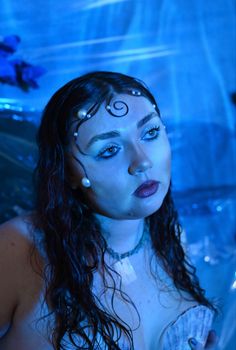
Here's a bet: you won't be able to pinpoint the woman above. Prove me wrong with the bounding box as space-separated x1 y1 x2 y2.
0 71 218 349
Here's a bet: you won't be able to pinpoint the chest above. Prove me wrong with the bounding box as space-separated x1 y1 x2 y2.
2 252 197 350
92 253 198 350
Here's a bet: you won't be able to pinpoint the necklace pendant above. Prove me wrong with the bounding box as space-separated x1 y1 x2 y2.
113 257 137 285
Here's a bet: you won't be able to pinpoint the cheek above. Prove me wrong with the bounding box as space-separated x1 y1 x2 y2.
151 137 172 169
165 142 172 171
162 134 171 163
85 162 130 214
162 149 171 184
85 159 126 192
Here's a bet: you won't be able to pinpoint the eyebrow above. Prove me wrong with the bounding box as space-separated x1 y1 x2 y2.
85 112 159 149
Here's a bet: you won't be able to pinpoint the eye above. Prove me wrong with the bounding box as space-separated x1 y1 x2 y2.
143 126 160 140
97 144 121 159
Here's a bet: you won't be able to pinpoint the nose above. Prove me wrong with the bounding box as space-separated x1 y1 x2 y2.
128 146 153 176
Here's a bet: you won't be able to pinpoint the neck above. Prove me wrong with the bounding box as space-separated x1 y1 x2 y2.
94 214 146 253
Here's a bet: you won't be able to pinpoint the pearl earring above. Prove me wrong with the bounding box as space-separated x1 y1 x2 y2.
81 177 91 188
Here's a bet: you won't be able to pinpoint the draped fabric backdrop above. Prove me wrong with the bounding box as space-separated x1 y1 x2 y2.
0 0 235 349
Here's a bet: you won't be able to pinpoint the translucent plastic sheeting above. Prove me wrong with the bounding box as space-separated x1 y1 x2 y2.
0 0 235 348
0 0 235 125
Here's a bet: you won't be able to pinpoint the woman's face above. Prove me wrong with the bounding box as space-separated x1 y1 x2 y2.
68 94 171 220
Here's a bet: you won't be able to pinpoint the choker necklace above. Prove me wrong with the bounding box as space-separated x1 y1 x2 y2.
106 224 148 260
106 225 149 285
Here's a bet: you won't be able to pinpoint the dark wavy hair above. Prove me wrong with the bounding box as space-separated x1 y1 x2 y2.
32 71 216 349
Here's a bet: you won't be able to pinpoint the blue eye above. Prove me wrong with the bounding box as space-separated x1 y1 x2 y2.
143 126 160 140
97 145 121 159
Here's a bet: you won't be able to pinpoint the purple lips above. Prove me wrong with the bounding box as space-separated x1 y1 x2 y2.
133 180 160 198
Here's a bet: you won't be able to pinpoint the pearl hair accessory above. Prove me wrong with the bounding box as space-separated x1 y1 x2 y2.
81 177 91 188
77 110 87 119
131 90 141 96
77 110 92 119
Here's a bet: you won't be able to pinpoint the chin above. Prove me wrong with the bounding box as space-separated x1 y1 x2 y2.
136 194 166 218
126 202 163 220
92 188 167 220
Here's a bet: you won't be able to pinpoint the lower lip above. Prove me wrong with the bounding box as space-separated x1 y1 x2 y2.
134 182 159 198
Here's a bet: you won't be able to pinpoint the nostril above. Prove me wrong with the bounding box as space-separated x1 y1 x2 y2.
134 168 144 175
128 158 153 176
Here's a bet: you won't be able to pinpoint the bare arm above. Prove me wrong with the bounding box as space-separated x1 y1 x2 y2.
0 220 24 338
0 216 52 349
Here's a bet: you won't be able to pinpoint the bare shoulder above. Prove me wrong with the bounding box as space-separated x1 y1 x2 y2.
0 212 44 272
0 212 45 338
0 210 36 236
0 210 45 284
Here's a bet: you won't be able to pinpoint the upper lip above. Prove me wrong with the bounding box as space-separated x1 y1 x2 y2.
133 180 159 194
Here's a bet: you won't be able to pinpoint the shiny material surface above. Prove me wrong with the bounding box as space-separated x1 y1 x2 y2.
81 177 91 188
159 305 215 350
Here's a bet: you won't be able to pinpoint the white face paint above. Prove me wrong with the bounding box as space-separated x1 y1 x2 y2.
68 94 171 220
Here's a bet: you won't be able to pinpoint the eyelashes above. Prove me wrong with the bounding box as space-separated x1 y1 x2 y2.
97 144 121 159
144 125 160 141
97 125 161 159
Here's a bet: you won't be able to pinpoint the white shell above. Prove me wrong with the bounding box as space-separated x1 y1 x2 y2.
159 305 215 350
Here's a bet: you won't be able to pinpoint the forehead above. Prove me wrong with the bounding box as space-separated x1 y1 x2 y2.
77 94 156 136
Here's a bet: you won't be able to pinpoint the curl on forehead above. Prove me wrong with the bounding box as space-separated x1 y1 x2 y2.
70 89 159 140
